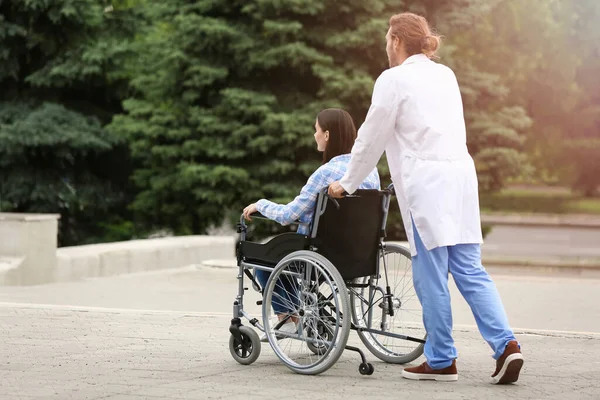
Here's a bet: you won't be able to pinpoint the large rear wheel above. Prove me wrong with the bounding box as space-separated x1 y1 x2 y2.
350 243 426 364
263 251 350 375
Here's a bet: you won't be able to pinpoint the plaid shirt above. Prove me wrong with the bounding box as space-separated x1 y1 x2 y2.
256 154 381 235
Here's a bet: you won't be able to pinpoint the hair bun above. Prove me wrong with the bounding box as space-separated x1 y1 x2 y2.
389 13 442 58
421 35 441 58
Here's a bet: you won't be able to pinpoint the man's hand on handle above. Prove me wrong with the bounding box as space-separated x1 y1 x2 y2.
328 181 346 198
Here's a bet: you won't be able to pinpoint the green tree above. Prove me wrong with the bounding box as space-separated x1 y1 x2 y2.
564 0 600 195
0 0 140 245
110 0 401 237
405 0 533 192
111 0 535 239
562 140 600 196
458 0 600 194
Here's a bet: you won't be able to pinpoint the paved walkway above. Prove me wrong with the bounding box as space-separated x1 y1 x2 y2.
481 212 600 228
2 265 600 332
481 225 600 270
1 303 599 400
1 267 599 399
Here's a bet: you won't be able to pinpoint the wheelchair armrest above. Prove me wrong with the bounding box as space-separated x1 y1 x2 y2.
238 213 303 227
249 212 269 220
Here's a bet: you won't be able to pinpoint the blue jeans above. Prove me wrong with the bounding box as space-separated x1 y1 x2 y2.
411 220 517 369
255 269 300 315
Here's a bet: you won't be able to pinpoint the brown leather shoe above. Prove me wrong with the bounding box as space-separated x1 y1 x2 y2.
491 340 524 384
402 360 458 382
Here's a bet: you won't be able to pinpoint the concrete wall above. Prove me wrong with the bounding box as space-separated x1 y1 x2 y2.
55 235 236 283
0 213 60 285
1 212 236 285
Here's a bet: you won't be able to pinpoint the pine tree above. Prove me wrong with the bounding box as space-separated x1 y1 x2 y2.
110 0 400 236
445 0 600 195
403 0 533 192
562 0 600 196
0 0 140 245
111 0 537 238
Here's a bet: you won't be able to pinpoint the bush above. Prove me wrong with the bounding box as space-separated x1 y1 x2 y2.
480 190 571 214
386 210 493 241
385 208 408 241
0 103 131 246
563 139 600 197
480 188 600 215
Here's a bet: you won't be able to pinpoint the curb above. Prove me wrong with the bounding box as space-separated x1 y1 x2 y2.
482 258 600 277
481 213 600 229
482 257 600 270
200 259 237 269
200 257 600 272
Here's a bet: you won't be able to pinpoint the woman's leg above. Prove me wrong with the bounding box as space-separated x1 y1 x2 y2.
255 269 297 319
278 271 301 323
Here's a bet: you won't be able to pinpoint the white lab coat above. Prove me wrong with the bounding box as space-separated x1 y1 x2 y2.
339 54 483 256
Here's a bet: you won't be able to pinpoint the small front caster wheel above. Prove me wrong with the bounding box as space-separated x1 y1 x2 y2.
229 325 261 365
359 362 374 375
367 363 375 375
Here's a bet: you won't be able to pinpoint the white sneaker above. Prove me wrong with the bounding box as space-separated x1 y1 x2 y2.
260 316 279 342
261 320 297 342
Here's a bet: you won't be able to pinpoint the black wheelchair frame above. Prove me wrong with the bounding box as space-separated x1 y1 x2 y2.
229 184 426 375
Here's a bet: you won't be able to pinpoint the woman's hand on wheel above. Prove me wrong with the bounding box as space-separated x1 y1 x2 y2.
243 203 257 221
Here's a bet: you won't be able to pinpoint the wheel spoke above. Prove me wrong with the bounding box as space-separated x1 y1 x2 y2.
262 251 350 375
350 244 426 363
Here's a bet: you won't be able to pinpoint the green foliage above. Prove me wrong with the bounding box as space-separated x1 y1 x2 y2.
0 102 127 245
481 224 493 239
562 139 600 197
413 0 533 192
4 0 599 247
385 209 409 242
386 209 494 241
461 0 600 191
481 187 600 215
0 0 140 245
109 0 401 236
110 0 543 240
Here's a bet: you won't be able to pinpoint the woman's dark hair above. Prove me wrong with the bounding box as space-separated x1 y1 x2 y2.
317 108 357 164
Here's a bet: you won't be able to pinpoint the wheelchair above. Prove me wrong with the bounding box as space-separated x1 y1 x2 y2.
228 185 426 375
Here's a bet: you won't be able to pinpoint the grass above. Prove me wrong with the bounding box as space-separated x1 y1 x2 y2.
480 186 600 215
565 198 600 214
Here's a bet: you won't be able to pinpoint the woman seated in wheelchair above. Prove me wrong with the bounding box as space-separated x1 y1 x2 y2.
242 108 380 336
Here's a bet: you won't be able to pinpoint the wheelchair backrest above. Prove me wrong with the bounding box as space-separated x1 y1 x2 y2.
310 189 391 280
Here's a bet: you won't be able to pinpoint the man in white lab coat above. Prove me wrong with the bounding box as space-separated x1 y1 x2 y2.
328 12 524 384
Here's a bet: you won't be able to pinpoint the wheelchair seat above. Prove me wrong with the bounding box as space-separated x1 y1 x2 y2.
238 189 389 281
239 232 309 266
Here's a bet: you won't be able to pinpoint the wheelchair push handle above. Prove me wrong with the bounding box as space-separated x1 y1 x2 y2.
324 191 348 210
326 195 341 210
